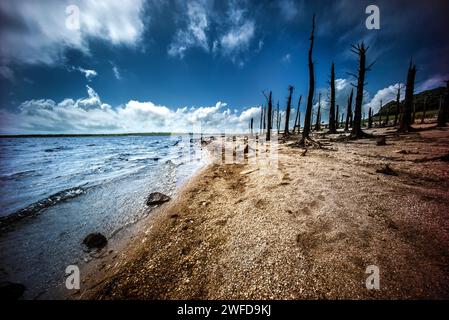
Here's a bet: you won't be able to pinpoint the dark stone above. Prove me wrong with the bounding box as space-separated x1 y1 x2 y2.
0 282 26 300
376 136 387 146
83 233 107 249
376 164 398 176
146 192 171 206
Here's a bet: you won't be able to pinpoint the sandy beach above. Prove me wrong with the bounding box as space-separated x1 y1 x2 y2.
69 124 449 300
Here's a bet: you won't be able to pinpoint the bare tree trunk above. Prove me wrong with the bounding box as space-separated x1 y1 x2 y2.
284 85 294 136
385 108 389 126
276 101 280 134
266 91 272 141
350 42 373 139
437 81 449 126
250 117 253 135
368 107 373 128
263 106 266 132
345 89 353 131
394 85 401 126
293 95 302 134
328 62 337 134
379 100 382 126
335 104 339 130
299 14 316 146
399 60 416 132
412 100 416 124
421 97 427 123
260 106 264 134
314 93 321 131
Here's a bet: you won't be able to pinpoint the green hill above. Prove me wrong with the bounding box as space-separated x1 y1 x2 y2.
376 86 445 117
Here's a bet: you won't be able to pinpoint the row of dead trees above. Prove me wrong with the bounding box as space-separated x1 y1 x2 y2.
249 14 449 145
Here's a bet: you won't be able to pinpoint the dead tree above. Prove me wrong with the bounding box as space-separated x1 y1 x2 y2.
260 105 264 134
284 85 294 136
379 100 382 126
385 107 389 126
336 104 340 130
266 91 273 141
278 115 282 134
421 97 427 123
399 60 417 132
314 93 321 131
394 85 401 126
293 95 302 134
368 107 373 128
298 14 319 147
345 89 353 131
412 99 416 124
276 101 280 134
250 117 254 135
437 81 449 126
350 42 374 139
328 62 337 134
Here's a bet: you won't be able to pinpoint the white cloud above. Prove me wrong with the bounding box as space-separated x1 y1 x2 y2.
363 83 404 114
220 20 255 55
112 65 122 80
315 78 354 122
73 67 97 81
0 0 146 67
168 1 209 58
168 1 257 64
0 86 261 134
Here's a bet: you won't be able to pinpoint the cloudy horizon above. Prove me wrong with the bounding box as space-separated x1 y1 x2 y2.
1 0 448 134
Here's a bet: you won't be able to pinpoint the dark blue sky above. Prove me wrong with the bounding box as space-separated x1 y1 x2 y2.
0 0 448 134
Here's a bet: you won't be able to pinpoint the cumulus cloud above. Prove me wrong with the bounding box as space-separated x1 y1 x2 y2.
0 0 146 67
168 1 209 58
0 86 261 135
314 78 354 122
363 83 404 114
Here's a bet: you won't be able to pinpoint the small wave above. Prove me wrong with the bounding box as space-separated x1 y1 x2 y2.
0 170 38 181
44 146 73 152
0 186 86 229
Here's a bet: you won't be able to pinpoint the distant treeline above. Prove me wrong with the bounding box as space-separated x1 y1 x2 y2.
376 86 445 117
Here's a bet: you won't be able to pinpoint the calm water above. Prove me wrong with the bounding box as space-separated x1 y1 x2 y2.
0 135 209 299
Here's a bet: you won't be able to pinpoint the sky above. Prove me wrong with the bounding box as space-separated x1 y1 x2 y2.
0 0 448 134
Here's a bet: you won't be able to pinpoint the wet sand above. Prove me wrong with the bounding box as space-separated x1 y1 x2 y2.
78 124 449 299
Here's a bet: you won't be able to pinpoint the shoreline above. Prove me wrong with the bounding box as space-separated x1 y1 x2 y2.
78 126 449 299
61 150 214 300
